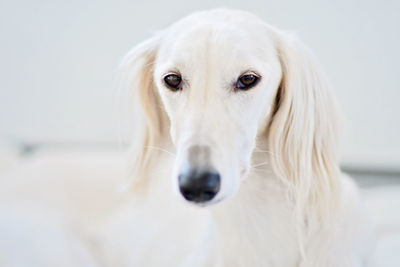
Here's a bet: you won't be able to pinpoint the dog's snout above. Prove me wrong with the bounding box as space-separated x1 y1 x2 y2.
178 170 220 203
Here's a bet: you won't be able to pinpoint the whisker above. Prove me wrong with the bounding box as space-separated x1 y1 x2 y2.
251 162 270 168
144 146 176 157
253 149 274 154
253 147 280 158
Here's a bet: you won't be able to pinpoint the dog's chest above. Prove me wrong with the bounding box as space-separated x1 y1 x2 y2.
210 177 300 267
96 163 299 267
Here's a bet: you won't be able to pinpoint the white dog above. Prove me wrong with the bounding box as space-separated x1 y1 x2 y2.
114 8 374 266
0 9 373 267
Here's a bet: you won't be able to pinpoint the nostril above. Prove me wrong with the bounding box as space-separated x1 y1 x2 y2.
202 173 220 192
178 170 221 203
181 189 195 201
202 191 216 200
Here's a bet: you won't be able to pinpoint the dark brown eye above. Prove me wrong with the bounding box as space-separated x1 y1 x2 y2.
164 74 182 91
236 73 260 91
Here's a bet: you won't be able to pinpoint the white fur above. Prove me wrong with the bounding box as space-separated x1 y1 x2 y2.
0 9 374 267
116 9 373 266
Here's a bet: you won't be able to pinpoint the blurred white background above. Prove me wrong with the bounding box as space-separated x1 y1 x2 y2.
0 0 399 170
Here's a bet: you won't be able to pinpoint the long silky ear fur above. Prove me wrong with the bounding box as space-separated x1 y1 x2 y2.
117 34 168 189
267 29 343 231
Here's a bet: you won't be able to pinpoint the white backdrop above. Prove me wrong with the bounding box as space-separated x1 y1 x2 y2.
0 0 399 169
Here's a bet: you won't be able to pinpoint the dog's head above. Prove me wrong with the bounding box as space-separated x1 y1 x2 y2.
121 9 340 210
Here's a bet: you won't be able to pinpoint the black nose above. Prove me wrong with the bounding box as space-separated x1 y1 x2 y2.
178 170 220 203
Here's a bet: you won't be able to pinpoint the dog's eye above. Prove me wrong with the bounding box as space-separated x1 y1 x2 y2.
164 74 182 91
235 73 260 91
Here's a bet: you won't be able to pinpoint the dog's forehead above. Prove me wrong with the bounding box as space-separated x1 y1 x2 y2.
156 14 276 69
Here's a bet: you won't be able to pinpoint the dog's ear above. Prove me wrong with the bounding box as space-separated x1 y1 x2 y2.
267 30 342 221
118 33 168 187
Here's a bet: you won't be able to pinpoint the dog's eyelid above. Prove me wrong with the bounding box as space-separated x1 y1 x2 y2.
239 70 261 78
162 71 181 78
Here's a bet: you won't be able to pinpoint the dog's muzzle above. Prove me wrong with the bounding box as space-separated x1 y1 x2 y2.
177 145 220 203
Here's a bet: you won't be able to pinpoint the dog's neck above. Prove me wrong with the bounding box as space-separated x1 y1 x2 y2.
208 152 300 266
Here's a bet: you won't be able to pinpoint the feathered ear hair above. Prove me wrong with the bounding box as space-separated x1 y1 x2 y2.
118 33 169 188
266 29 342 225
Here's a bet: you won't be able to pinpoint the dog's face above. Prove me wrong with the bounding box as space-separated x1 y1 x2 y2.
125 10 339 213
152 13 282 205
